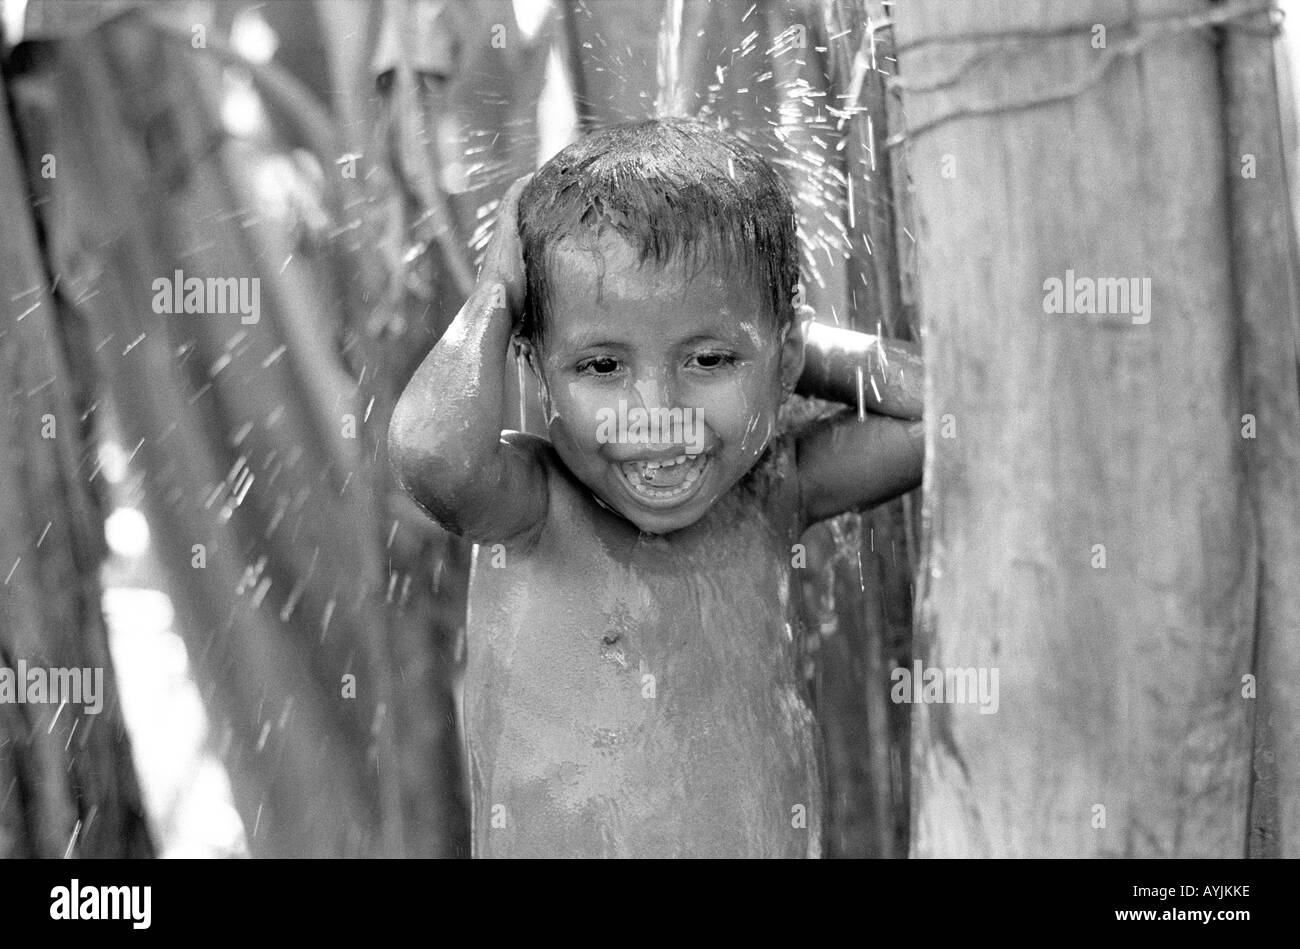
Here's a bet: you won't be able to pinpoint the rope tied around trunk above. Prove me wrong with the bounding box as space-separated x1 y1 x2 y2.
884 0 1283 149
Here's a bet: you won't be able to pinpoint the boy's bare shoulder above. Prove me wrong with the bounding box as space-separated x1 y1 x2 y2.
740 430 804 533
493 430 603 550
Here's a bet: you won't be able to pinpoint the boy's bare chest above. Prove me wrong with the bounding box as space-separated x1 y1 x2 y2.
462 473 795 665
462 475 822 857
467 493 802 692
464 474 811 743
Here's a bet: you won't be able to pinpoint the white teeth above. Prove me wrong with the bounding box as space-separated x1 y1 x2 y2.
619 453 707 500
642 454 689 471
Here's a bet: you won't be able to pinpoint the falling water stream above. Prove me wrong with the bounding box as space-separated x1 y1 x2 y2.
655 0 685 118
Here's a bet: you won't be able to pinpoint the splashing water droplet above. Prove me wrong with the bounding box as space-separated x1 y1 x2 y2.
516 348 528 434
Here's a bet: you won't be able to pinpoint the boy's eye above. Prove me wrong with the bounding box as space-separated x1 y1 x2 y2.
687 352 738 371
578 356 621 376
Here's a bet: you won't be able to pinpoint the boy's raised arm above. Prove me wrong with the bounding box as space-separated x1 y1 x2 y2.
794 316 925 526
387 178 548 544
795 317 924 419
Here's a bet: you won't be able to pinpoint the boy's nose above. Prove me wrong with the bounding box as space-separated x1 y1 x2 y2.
630 375 689 413
631 377 663 411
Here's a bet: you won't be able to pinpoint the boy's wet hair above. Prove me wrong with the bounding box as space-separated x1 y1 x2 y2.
517 118 798 344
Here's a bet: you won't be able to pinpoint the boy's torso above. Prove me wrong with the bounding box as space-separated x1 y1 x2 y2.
463 435 825 858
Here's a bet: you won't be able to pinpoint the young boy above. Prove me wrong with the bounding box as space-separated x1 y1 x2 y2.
389 119 924 858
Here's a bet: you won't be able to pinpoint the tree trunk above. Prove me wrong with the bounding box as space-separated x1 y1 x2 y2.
0 60 153 859
895 0 1291 857
1219 0 1300 858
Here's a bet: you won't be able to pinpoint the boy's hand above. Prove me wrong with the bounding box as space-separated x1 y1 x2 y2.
388 173 549 546
793 313 925 525
796 309 923 420
479 175 530 320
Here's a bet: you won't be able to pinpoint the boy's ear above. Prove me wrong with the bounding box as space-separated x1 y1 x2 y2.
779 308 810 400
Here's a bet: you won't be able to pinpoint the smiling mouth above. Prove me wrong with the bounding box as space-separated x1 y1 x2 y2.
617 452 709 505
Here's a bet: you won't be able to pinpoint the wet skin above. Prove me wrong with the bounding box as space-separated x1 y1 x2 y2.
465 434 823 857
517 236 804 536
467 236 818 856
390 191 924 857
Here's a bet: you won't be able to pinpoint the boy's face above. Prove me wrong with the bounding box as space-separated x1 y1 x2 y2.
522 232 803 535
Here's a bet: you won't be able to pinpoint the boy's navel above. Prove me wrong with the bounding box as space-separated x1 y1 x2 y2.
600 632 630 669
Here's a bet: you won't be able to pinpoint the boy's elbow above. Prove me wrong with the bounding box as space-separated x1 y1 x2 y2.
387 393 425 489
390 412 520 541
387 406 467 522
